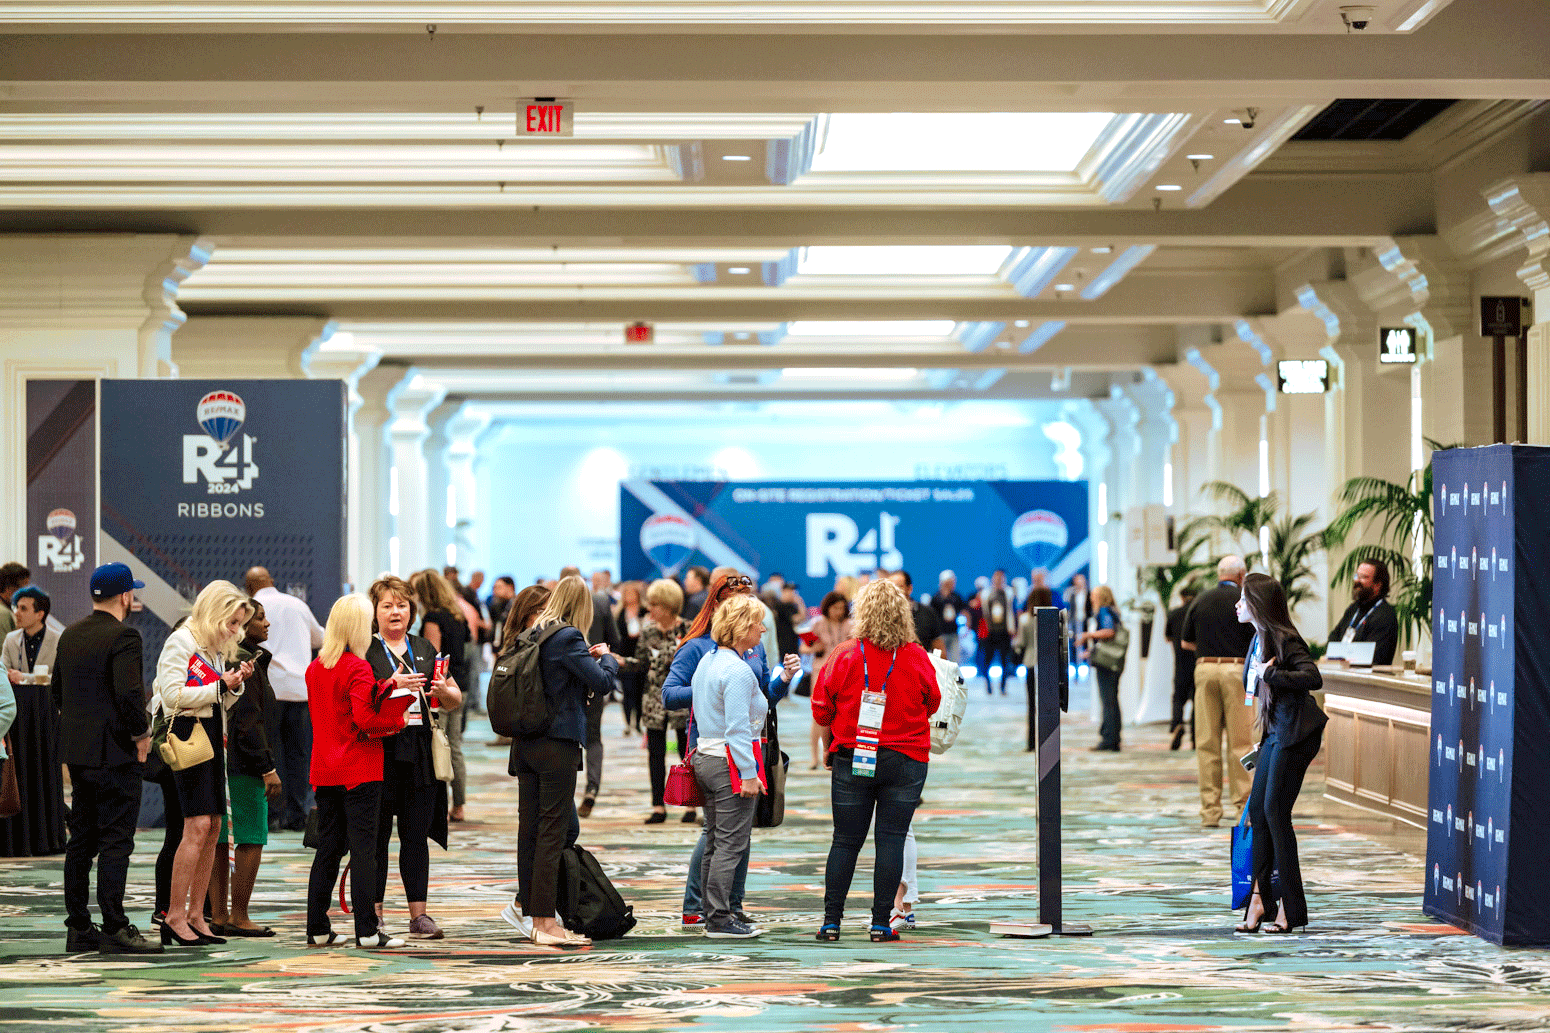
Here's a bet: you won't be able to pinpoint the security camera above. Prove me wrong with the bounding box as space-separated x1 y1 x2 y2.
1340 5 1375 30
1236 106 1259 130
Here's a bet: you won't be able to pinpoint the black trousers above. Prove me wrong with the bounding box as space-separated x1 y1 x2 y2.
1095 666 1123 749
152 766 184 917
1248 728 1322 927
1171 667 1196 744
374 765 436 904
982 632 1015 692
309 782 383 939
512 737 581 918
646 726 688 807
64 763 142 934
620 671 643 730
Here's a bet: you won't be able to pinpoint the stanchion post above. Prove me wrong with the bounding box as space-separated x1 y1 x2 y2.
1035 605 1091 936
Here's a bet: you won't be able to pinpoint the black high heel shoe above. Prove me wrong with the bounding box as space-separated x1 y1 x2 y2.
161 924 207 947
1234 892 1264 934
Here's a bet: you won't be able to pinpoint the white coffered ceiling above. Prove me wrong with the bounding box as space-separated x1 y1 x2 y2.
1 0 1545 407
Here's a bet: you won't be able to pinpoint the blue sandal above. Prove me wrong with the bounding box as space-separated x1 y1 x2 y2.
815 924 840 941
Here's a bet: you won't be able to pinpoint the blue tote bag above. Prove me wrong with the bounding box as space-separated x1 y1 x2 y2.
1231 804 1254 909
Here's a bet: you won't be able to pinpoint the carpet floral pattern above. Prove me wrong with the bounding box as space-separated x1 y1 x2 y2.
3 686 1546 1032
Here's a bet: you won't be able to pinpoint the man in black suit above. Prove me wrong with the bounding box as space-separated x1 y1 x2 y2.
51 563 161 954
1329 559 1400 666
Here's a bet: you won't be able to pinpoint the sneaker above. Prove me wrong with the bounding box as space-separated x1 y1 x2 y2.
408 914 444 940
356 932 407 949
681 913 706 928
733 911 761 928
65 923 101 953
578 797 595 818
889 908 916 932
499 902 534 939
99 924 164 954
705 918 760 939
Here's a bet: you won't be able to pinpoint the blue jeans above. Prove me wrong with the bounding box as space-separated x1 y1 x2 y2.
276 700 315 827
824 746 927 928
682 824 751 917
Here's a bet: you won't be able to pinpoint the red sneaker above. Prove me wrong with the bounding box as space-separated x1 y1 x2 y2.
681 913 706 928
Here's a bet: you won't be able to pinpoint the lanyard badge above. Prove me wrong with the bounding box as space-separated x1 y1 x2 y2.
854 646 896 779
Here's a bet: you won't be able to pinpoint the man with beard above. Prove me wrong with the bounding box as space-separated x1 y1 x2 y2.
1328 559 1399 666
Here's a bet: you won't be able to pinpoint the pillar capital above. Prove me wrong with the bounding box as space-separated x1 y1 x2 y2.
301 326 383 398
1485 174 1550 311
386 371 448 446
174 315 332 379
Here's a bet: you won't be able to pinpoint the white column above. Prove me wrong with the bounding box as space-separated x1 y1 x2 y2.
0 234 211 560
1486 175 1550 444
352 365 399 592
423 401 461 572
303 331 383 592
386 372 447 576
447 408 493 573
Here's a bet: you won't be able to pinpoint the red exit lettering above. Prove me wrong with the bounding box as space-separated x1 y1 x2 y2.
525 104 564 134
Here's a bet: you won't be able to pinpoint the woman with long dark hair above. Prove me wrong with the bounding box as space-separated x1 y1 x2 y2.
1234 572 1326 935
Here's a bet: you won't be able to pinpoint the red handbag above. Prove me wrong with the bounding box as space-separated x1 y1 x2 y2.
664 756 702 808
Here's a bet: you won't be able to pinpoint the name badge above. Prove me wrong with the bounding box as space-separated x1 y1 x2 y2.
991 603 1004 622
858 690 887 733
943 605 956 620
852 741 878 778
1343 627 1357 643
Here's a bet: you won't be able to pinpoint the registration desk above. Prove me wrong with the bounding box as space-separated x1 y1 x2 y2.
1318 664 1431 829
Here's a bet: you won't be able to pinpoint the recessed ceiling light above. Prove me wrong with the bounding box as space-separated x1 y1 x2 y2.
1156 184 1183 191
728 267 751 274
734 332 751 340
1090 246 1113 254
1223 118 1242 126
722 154 752 161
1186 153 1215 160
1055 283 1075 292
1014 319 1030 328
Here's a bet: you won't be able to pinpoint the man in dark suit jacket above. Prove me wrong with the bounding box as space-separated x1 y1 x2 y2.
50 563 161 954
1329 559 1400 666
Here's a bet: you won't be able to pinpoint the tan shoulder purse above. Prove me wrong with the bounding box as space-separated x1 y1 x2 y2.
159 717 214 771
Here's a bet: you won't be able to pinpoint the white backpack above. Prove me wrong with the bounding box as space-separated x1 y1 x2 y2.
928 649 968 754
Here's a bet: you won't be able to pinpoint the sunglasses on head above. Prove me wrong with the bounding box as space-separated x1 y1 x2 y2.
718 575 755 594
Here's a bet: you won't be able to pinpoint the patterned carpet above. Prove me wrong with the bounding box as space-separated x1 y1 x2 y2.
3 678 1547 1033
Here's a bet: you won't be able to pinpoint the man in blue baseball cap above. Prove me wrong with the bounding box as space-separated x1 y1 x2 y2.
53 562 161 954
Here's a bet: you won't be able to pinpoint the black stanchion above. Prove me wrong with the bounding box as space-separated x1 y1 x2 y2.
993 605 1090 938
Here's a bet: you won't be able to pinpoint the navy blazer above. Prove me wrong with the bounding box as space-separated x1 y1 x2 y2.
1246 631 1328 747
529 623 618 748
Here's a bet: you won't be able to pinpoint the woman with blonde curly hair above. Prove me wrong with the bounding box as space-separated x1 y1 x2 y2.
810 579 940 943
151 580 255 946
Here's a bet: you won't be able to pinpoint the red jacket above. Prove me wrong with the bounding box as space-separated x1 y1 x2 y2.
306 651 410 790
812 639 941 764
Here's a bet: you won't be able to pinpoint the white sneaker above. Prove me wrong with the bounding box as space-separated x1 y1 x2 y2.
499 902 534 939
889 908 916 932
356 932 406 949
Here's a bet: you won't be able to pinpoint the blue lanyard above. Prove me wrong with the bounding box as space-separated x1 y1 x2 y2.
379 635 414 672
861 644 898 696
1349 601 1380 635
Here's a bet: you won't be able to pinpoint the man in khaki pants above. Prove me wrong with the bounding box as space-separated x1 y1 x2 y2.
1180 556 1255 827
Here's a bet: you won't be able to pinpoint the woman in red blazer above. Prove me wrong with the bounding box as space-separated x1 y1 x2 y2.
811 579 941 943
304 593 414 948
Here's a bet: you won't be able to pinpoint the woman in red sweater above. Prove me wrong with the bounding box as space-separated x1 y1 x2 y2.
304 593 414 948
811 579 941 942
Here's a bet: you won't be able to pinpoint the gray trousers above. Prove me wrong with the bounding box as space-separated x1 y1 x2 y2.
584 691 607 798
691 751 758 924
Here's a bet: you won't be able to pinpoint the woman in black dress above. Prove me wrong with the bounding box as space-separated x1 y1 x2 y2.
152 580 254 946
1234 572 1327 934
364 574 462 941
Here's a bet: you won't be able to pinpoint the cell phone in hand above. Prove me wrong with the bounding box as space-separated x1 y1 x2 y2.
1240 748 1259 772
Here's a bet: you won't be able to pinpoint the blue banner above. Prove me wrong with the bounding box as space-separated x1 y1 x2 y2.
99 380 346 676
620 479 1090 591
25 380 98 627
1427 444 1550 945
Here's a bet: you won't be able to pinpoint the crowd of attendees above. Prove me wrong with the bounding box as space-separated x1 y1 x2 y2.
2 552 1138 952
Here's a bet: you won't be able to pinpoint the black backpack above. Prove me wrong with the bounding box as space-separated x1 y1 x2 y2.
557 844 636 940
487 624 564 739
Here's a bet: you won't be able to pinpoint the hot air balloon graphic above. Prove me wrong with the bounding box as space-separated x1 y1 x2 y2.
1010 510 1068 573
46 508 76 542
639 514 697 578
196 391 246 451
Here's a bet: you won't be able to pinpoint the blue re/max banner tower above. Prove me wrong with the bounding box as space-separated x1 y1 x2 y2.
1426 444 1550 945
620 479 1090 590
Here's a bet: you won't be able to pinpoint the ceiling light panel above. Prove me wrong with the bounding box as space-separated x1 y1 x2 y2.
786 320 957 338
797 245 1012 276
809 113 1114 173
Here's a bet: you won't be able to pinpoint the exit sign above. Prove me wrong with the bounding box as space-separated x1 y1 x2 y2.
519 100 573 137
